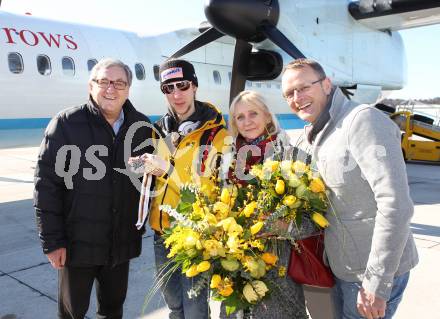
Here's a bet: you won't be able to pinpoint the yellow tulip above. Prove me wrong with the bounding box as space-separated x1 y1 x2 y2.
210 274 222 288
242 201 257 217
309 178 326 193
250 221 264 235
196 261 211 273
275 179 285 195
261 252 278 266
185 264 200 277
220 188 231 204
311 212 330 228
282 195 297 208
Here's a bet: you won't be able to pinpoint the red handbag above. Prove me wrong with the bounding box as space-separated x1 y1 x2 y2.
288 233 335 288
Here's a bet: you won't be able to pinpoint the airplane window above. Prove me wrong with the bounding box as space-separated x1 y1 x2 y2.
8 52 24 74
213 70 221 84
37 55 51 76
153 65 159 81
228 72 232 83
87 59 98 72
135 63 145 80
62 57 75 76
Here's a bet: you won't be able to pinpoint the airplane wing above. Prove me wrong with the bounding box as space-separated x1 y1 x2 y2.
349 0 440 31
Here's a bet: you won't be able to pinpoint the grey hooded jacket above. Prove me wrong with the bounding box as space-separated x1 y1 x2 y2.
308 88 418 300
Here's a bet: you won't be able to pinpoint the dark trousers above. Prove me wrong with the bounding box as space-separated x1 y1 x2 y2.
58 261 130 319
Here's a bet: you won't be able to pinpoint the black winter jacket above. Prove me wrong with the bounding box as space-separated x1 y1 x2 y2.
34 98 154 266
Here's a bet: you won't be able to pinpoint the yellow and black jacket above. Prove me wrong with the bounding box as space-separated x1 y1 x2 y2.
149 101 230 232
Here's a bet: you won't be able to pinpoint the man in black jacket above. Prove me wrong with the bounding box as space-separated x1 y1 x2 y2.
34 58 154 319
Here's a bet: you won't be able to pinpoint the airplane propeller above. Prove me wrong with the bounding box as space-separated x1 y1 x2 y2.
170 0 306 104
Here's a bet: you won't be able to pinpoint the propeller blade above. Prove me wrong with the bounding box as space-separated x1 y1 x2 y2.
260 24 305 59
229 39 252 105
170 27 224 59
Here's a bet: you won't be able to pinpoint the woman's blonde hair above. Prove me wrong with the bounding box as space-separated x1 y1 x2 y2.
228 90 280 138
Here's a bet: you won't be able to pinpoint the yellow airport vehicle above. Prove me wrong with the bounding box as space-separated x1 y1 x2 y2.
390 111 440 162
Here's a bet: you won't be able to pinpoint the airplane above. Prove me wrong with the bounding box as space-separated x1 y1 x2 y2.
1 0 440 131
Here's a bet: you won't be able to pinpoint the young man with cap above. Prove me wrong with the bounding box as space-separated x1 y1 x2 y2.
144 59 229 318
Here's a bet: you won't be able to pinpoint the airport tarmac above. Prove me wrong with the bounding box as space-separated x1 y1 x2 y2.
0 138 439 319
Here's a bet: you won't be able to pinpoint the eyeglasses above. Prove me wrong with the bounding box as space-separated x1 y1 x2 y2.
93 78 128 90
284 78 324 101
161 80 191 94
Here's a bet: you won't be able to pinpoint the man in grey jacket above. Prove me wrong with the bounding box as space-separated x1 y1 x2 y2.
281 58 418 319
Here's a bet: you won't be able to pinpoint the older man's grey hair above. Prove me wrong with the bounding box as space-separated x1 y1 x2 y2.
89 58 133 87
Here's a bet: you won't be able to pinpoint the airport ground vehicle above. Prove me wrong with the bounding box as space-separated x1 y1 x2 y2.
390 111 440 162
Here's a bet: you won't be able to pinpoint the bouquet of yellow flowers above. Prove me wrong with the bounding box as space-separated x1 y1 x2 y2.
248 159 329 233
149 158 329 315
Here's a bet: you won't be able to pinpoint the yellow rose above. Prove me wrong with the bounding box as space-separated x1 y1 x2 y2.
203 239 225 258
293 161 307 174
196 261 211 273
282 195 297 208
288 174 301 187
275 179 285 195
213 201 230 218
309 177 325 193
250 221 264 235
250 166 264 179
200 182 216 199
210 274 222 288
203 212 218 225
185 264 200 277
183 233 199 249
226 235 241 253
280 160 292 175
311 212 330 228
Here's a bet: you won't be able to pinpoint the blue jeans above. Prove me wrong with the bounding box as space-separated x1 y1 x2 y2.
153 233 209 319
331 272 409 319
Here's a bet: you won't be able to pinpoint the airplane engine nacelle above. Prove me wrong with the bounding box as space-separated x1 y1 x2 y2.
204 0 280 42
247 49 283 81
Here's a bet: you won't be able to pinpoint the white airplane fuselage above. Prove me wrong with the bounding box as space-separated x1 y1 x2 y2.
2 0 440 129
0 11 289 129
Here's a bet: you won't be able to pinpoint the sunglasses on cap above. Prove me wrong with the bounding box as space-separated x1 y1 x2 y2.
161 80 192 94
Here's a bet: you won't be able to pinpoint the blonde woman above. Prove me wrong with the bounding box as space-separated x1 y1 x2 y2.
220 90 309 319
